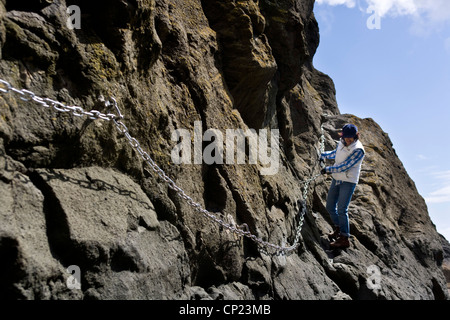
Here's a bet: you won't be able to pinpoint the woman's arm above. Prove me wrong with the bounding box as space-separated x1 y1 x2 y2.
323 148 365 173
320 149 336 160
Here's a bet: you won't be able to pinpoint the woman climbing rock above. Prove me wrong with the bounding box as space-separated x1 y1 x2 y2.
320 124 365 249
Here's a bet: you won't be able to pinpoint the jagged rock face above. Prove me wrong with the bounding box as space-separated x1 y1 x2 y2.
0 0 448 300
441 235 450 295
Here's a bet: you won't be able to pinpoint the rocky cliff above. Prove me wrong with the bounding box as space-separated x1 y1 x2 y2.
441 235 450 295
0 0 448 300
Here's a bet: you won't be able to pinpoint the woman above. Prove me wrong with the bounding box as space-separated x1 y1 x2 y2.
320 124 365 249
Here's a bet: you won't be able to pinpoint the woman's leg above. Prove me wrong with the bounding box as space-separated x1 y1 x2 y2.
326 179 340 228
336 182 357 237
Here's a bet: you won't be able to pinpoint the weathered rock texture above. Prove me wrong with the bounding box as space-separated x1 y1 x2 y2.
0 0 448 300
441 235 450 295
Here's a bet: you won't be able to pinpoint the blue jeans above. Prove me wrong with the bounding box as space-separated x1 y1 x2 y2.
326 179 357 238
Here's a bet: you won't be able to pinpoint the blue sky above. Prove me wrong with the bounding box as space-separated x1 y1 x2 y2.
313 0 450 240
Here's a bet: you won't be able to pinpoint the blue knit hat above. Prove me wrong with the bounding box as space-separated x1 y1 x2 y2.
341 124 358 138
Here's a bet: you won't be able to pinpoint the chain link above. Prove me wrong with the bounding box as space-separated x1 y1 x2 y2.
0 79 325 255
290 123 326 251
0 79 119 121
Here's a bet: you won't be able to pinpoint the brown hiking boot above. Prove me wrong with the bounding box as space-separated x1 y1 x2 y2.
330 236 350 249
328 226 340 241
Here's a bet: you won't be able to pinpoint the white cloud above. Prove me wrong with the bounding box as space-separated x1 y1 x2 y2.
317 0 450 34
425 170 450 204
426 186 450 203
445 37 450 54
366 0 419 17
415 154 429 160
315 6 336 35
316 0 357 8
433 170 450 180
318 0 450 19
415 0 450 23
438 226 450 242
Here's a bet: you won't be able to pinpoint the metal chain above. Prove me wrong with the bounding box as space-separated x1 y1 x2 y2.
0 79 325 255
290 123 326 251
0 79 119 121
